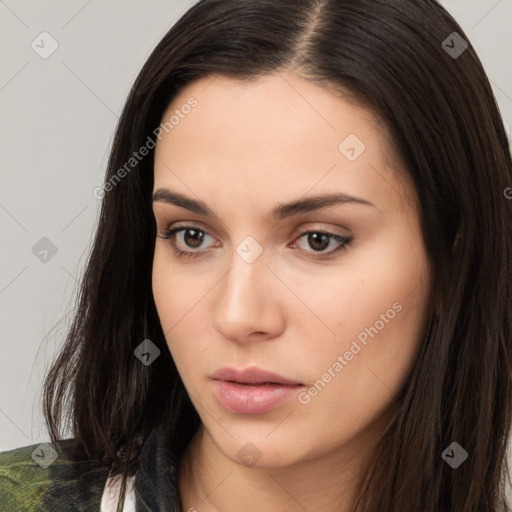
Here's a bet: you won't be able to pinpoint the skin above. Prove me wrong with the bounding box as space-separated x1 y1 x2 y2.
151 71 432 512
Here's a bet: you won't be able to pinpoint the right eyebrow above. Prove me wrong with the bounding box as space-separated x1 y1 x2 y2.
152 188 217 218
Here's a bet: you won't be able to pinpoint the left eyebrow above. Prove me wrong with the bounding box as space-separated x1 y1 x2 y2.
272 193 375 220
152 188 375 220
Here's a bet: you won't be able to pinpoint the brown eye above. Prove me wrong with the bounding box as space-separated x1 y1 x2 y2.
182 228 205 248
307 232 330 251
158 225 218 259
293 230 352 260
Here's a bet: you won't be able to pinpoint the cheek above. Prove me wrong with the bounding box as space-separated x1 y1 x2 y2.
152 243 208 330
151 243 216 377
284 277 428 404
273 234 428 347
152 245 180 331
292 232 431 428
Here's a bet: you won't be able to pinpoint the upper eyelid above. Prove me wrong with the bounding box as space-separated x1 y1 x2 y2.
159 218 351 235
161 223 217 241
160 222 348 238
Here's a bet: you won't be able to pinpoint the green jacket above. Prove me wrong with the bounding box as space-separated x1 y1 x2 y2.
0 440 109 511
0 426 181 511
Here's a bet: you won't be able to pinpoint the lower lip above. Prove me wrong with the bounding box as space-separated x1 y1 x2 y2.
211 379 303 414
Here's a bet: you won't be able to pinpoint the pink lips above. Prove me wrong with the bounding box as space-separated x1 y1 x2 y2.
211 366 304 414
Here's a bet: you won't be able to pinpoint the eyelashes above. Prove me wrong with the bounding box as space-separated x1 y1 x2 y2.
158 225 352 261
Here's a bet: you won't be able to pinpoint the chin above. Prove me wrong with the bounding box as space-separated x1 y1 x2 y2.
207 425 311 469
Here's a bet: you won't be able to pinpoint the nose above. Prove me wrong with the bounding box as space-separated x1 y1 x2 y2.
212 247 286 343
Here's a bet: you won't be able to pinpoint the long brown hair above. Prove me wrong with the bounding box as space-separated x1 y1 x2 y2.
43 0 512 509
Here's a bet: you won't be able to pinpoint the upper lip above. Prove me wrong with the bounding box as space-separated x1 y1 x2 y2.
211 366 303 386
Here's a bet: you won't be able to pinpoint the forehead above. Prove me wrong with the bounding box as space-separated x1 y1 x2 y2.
153 72 413 217
156 71 382 157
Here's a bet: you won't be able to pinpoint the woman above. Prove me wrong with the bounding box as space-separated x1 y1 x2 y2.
1 0 511 510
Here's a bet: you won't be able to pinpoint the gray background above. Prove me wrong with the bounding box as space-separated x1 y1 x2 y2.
1 0 511 469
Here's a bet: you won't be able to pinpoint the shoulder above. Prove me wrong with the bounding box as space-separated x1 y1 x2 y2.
0 441 110 512
0 443 53 511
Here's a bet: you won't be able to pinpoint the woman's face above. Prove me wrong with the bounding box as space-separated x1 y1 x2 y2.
152 71 432 468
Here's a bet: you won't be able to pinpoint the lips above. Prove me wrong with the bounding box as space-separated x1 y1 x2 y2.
210 366 304 414
211 366 303 386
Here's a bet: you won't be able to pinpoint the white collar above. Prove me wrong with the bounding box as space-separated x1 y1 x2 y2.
100 473 136 512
